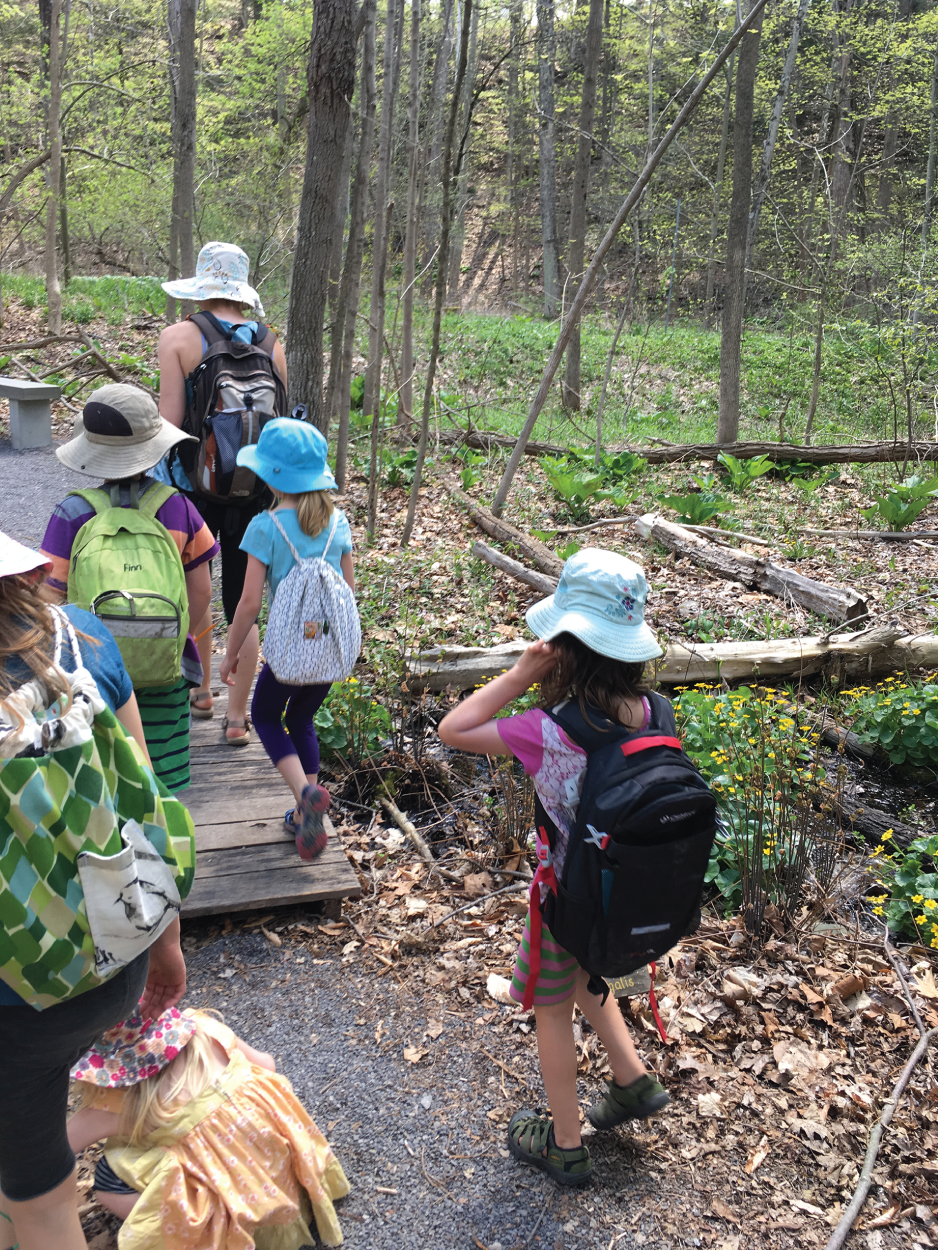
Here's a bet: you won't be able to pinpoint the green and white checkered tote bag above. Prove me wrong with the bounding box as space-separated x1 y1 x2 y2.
0 609 195 1009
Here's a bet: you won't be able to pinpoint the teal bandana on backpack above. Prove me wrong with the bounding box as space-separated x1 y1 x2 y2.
0 611 195 1010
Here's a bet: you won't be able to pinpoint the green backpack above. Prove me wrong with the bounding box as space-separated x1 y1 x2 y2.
67 484 189 689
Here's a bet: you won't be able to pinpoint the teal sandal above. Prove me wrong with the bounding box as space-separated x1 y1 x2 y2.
507 1109 593 1187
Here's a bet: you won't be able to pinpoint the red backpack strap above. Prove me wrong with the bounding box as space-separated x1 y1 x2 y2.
520 832 559 1012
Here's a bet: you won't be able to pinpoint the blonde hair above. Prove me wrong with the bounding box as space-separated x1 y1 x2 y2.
274 489 334 539
0 574 71 705
107 1012 226 1145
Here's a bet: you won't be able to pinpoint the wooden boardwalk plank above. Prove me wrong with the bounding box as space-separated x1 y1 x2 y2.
180 663 360 917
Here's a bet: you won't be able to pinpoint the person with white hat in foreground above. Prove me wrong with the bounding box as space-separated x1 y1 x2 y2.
157 241 288 746
39 383 219 792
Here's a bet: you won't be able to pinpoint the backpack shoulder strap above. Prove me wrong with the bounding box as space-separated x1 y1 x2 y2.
68 487 112 516
548 702 621 754
268 510 303 564
319 511 340 559
254 323 276 357
138 482 177 520
188 310 233 344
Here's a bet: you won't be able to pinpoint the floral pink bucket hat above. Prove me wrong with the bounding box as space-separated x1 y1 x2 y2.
161 241 264 316
71 1007 197 1088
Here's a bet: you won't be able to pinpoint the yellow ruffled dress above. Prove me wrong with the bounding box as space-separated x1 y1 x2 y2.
83 1014 349 1250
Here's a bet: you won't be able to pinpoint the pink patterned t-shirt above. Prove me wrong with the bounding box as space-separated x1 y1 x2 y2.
497 699 650 887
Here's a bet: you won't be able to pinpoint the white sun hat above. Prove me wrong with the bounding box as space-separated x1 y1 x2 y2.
526 547 663 663
0 531 52 581
161 241 265 316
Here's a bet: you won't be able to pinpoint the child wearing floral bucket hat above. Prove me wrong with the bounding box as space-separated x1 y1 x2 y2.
438 548 693 1188
220 418 359 862
67 1006 350 1247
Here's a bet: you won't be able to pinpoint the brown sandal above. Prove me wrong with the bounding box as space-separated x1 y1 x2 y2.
190 691 214 719
222 716 252 746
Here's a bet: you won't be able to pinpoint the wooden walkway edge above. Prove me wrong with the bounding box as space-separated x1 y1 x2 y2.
180 671 361 918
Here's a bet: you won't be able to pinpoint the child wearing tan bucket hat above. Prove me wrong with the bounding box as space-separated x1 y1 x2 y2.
39 384 220 791
67 1007 350 1247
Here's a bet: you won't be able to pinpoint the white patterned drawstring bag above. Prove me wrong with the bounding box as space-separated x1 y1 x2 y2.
262 512 361 684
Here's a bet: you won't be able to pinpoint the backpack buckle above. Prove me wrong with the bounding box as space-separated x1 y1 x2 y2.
585 824 610 851
535 842 553 869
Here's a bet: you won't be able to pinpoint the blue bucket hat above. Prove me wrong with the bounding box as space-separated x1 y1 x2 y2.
236 418 337 494
526 548 663 663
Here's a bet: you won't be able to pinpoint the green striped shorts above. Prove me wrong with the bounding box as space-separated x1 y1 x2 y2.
510 908 580 1007
135 677 190 792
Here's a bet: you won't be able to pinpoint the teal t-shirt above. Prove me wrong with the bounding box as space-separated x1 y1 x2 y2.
240 507 353 601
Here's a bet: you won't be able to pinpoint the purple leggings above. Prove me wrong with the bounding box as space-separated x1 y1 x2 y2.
251 663 331 776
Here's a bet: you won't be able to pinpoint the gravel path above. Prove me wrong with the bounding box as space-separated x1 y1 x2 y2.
0 440 87 545
179 921 671 1250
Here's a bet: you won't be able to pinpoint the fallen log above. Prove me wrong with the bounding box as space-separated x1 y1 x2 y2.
440 428 938 467
834 792 920 850
800 528 938 541
472 541 558 595
635 513 868 624
447 480 564 577
407 625 938 690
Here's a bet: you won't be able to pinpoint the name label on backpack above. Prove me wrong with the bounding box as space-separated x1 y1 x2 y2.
304 618 330 640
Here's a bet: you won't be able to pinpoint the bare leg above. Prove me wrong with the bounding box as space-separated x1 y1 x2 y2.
275 752 318 821
574 968 646 1087
192 609 214 710
534 997 582 1149
95 1190 139 1221
226 624 259 740
0 1204 15 1250
2 1167 86 1250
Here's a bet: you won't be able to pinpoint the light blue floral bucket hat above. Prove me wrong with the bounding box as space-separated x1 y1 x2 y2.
161 241 264 316
526 547 663 663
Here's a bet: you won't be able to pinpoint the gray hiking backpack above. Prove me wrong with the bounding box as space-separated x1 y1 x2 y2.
262 512 361 685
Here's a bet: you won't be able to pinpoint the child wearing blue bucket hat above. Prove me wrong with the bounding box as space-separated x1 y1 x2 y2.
438 548 672 1187
219 418 355 860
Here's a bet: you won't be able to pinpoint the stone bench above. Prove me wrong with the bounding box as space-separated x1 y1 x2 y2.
0 377 60 450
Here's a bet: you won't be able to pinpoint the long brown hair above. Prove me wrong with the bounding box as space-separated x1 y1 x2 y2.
538 631 648 727
0 575 69 702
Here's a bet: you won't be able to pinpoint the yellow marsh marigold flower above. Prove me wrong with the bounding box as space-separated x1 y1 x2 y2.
925 899 938 911
916 915 928 926
912 894 925 903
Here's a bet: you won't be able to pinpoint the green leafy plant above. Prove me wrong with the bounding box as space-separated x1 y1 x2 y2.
866 830 938 946
859 474 938 531
63 295 96 324
844 677 938 768
659 491 733 525
542 458 608 521
455 447 485 490
383 447 424 488
717 451 774 492
314 676 392 765
675 685 834 929
349 375 365 409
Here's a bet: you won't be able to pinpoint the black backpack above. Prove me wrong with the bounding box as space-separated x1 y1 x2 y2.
175 311 287 503
531 694 717 1004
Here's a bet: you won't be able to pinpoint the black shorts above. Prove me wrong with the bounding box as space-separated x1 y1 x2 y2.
0 954 149 1203
184 495 267 625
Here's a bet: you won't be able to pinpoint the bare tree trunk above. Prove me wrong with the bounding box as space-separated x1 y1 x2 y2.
704 59 734 319
422 0 455 280
329 0 377 484
717 2 764 446
286 0 356 428
827 0 856 214
43 0 65 334
536 0 560 319
363 0 404 426
59 152 71 288
561 0 604 411
921 29 938 249
507 0 523 294
400 0 422 430
446 0 479 294
165 0 197 325
402 0 472 547
745 0 811 279
368 194 395 538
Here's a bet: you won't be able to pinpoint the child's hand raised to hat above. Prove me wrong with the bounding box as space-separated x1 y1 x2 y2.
512 639 560 686
437 639 559 756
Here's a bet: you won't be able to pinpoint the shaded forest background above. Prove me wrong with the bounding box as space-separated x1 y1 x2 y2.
2 0 938 457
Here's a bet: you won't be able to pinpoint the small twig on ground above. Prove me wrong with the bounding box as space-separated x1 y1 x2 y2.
76 329 124 384
0 334 83 352
823 1026 938 1250
527 1208 547 1245
480 1047 534 1089
378 795 462 882
430 882 527 928
883 927 929 1040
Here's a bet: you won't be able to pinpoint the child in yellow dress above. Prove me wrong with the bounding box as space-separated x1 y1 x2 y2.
66 1007 349 1249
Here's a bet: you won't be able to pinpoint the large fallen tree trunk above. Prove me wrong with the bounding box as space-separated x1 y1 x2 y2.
448 481 564 577
407 624 938 690
471 541 558 595
440 428 938 467
635 513 868 624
